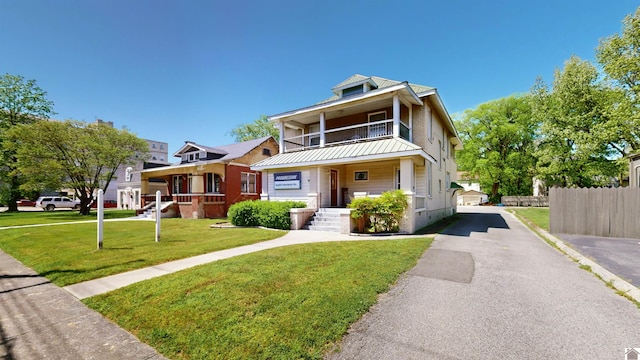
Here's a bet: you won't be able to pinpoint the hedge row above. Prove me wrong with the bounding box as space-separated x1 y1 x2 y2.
228 200 307 230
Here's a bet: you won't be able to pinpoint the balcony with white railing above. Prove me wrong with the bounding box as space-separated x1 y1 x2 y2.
282 119 410 153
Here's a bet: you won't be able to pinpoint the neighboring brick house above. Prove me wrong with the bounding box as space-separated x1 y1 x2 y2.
251 74 463 233
140 136 278 218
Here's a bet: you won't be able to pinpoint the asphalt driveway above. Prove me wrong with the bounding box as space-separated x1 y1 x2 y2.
328 206 640 360
558 234 640 286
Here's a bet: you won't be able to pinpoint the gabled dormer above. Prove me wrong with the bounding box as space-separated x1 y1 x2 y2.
331 74 378 98
173 141 228 164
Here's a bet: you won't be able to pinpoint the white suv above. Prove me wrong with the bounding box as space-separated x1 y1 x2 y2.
35 196 80 211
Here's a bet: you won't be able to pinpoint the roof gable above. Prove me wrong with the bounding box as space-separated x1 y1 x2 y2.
172 136 275 163
319 74 435 104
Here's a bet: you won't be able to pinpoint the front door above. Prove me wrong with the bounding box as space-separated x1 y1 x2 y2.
330 170 338 207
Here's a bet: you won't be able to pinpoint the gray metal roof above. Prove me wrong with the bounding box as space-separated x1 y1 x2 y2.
251 137 436 170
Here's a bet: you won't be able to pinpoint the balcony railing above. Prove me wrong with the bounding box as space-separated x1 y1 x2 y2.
283 119 411 152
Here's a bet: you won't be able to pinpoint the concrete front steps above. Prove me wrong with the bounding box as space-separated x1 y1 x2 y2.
136 201 176 219
304 208 342 232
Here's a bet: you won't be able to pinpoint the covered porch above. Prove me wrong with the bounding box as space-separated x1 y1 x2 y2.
252 138 437 233
274 83 422 153
140 163 229 218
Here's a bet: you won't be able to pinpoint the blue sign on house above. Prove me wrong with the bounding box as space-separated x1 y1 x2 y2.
274 171 301 190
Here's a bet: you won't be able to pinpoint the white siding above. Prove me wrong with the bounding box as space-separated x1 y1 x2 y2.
344 161 398 197
265 168 312 203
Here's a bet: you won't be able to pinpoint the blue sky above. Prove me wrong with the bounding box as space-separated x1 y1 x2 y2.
1 1 637 156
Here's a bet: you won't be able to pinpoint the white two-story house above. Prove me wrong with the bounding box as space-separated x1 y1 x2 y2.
251 74 463 234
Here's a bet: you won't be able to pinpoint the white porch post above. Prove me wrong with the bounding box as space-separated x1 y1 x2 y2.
400 157 415 233
320 112 326 147
278 121 285 153
393 95 400 138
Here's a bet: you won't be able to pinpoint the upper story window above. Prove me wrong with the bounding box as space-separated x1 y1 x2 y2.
160 144 164 150
342 85 364 97
152 143 156 149
182 151 204 163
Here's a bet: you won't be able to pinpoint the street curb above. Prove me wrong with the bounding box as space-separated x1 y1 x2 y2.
506 210 640 304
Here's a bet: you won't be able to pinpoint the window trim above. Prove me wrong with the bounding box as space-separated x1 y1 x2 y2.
241 172 257 194
354 170 369 182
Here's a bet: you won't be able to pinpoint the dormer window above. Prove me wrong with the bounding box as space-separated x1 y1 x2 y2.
335 77 377 98
342 85 364 97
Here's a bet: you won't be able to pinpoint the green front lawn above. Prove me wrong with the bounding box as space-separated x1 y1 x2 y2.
510 207 549 230
84 238 431 360
0 209 136 227
0 219 284 286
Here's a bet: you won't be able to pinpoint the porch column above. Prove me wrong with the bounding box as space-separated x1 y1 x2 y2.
319 112 326 147
400 157 416 234
393 95 400 138
400 158 414 191
279 121 285 153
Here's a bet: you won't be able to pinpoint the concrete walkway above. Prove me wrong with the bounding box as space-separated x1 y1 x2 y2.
328 207 640 360
0 250 167 360
64 229 414 299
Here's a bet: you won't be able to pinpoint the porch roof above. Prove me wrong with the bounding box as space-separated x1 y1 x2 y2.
251 137 436 170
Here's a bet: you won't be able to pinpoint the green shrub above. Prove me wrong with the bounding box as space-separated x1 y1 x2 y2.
228 200 306 230
348 190 408 233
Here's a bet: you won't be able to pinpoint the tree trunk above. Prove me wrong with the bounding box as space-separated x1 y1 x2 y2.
6 174 21 212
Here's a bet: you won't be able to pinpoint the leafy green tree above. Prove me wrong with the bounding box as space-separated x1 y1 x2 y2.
596 6 640 152
455 95 537 202
531 56 623 187
7 120 149 215
229 115 279 142
0 74 55 211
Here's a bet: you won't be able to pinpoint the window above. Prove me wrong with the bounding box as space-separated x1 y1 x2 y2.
152 143 156 149
187 174 193 193
160 157 165 161
446 172 451 190
438 140 442 170
439 179 442 193
125 167 133 182
160 144 164 150
206 173 222 193
342 85 364 97
262 148 271 156
241 173 256 194
354 171 369 182
172 175 183 194
427 163 432 197
368 111 387 138
395 168 401 190
309 124 320 147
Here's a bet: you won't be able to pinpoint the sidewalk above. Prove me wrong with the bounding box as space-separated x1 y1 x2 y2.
64 229 415 299
0 250 167 360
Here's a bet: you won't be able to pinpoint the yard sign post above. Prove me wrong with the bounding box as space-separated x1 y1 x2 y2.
155 190 161 242
97 189 104 250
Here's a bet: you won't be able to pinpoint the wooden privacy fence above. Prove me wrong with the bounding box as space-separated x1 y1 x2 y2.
501 196 549 207
549 187 640 239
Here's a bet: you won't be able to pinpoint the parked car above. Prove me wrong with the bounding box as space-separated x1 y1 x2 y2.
91 199 118 208
35 196 80 211
16 199 35 207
